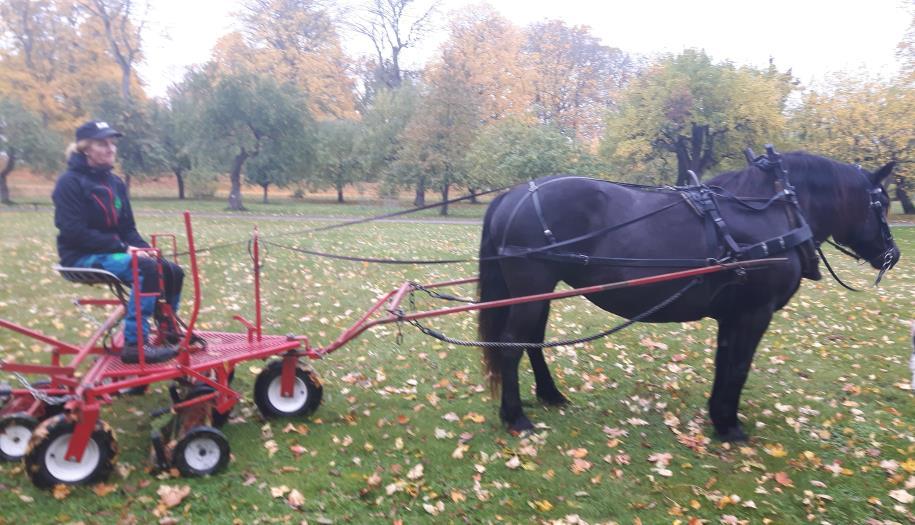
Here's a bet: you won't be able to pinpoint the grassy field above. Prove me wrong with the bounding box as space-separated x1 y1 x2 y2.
0 206 914 525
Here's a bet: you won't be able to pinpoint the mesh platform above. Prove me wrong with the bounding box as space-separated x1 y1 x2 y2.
97 330 301 379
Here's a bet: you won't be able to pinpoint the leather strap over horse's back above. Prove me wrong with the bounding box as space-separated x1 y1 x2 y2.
747 146 822 280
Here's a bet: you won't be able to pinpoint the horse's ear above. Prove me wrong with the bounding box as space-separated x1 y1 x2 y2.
870 161 896 185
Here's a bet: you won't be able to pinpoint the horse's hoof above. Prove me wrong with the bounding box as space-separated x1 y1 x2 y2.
537 392 569 407
507 415 535 435
715 425 748 443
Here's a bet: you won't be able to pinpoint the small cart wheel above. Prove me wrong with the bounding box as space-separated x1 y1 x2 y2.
172 426 229 477
24 414 118 488
253 361 322 418
0 413 38 461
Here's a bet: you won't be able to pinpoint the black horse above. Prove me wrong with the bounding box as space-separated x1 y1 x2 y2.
477 151 900 441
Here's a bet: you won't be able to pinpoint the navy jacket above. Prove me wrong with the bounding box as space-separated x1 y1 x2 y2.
52 153 149 266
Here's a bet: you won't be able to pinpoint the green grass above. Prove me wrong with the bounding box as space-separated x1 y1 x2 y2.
0 207 914 524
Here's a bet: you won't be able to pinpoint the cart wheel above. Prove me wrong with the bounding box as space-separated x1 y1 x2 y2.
0 413 38 461
172 426 229 477
24 414 118 488
186 384 232 428
253 361 322 418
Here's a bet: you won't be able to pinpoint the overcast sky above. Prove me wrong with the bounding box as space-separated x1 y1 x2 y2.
138 0 913 98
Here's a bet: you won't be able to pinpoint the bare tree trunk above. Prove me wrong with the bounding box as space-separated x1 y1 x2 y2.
674 124 711 186
124 172 132 196
175 169 185 200
262 183 269 204
440 182 450 216
120 64 132 102
896 177 915 214
228 149 248 211
413 176 426 207
0 153 14 205
336 182 344 203
468 187 478 204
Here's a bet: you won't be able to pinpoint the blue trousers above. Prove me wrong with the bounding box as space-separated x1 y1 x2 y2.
73 253 184 344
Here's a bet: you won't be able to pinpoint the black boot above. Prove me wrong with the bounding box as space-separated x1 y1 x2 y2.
121 343 177 364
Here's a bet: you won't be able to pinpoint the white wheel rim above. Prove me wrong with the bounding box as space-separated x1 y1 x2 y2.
183 435 222 472
0 424 32 458
45 433 101 483
267 376 308 413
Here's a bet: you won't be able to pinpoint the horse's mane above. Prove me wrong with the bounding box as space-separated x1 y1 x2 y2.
706 151 867 221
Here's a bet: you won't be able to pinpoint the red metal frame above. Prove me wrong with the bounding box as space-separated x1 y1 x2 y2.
301 259 783 359
0 212 302 463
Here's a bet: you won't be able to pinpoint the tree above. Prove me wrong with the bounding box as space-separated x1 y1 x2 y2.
357 83 418 191
149 99 193 199
312 119 363 203
245 137 309 203
395 59 479 214
76 0 147 102
438 6 531 122
602 50 793 185
791 74 915 213
349 0 439 90
465 119 575 189
0 0 123 132
898 2 915 78
86 83 166 191
192 71 314 210
524 20 634 145
213 0 356 120
0 97 64 204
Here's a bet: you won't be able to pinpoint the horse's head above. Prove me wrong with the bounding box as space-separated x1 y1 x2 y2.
831 161 900 274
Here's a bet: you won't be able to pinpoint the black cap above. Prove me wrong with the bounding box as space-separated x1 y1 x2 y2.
75 121 123 141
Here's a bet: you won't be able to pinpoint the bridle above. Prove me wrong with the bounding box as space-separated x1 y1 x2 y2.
821 167 898 289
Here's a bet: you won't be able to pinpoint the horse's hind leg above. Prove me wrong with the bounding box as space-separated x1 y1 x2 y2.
709 304 774 442
526 302 567 405
528 348 568 405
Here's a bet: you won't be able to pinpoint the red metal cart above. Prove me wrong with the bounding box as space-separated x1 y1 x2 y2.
0 212 776 488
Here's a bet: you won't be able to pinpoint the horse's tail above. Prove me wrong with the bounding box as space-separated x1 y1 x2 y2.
478 192 509 397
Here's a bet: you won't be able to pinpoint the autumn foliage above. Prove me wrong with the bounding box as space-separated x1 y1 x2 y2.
1 0 913 212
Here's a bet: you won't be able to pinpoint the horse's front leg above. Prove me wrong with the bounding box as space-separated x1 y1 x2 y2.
709 303 774 442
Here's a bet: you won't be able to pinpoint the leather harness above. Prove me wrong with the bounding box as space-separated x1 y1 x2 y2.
508 148 816 270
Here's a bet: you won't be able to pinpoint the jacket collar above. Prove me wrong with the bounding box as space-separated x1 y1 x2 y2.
68 152 113 179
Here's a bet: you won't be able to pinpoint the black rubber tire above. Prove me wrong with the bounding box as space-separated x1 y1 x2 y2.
24 414 118 489
0 413 38 461
172 426 230 477
253 361 323 419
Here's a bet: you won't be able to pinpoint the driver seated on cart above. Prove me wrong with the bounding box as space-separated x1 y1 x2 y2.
52 120 184 364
